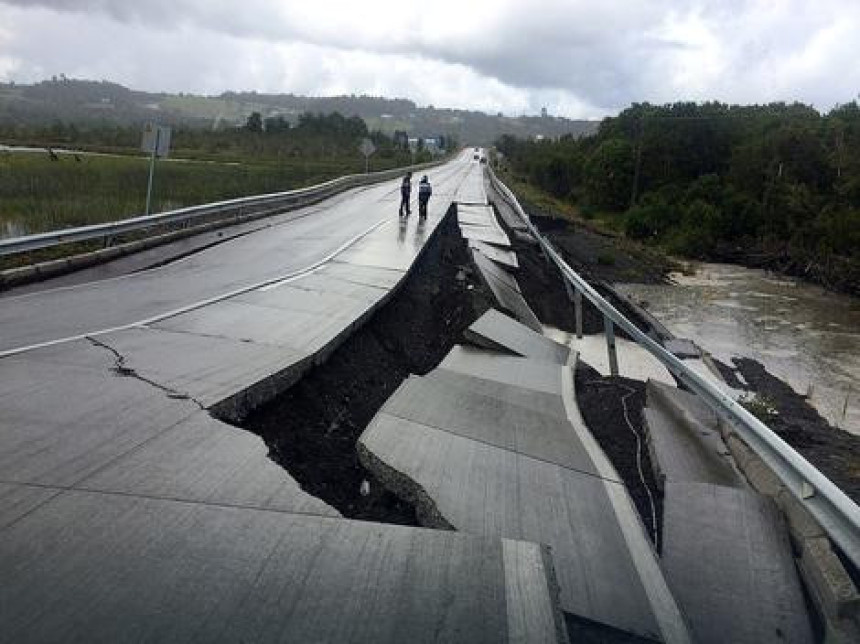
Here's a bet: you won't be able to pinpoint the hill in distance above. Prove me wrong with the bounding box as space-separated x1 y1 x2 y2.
0 78 598 146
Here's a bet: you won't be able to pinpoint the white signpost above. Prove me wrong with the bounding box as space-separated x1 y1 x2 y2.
141 124 172 216
359 138 376 174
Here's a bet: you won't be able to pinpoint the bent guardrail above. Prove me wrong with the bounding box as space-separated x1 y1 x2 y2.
0 158 446 258
487 165 860 569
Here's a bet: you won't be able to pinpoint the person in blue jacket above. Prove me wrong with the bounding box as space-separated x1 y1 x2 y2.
399 172 412 217
418 175 432 219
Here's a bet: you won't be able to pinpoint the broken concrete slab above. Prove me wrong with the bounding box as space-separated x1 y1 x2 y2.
457 204 497 227
422 368 566 419
544 328 676 385
468 239 520 269
359 413 681 640
663 337 701 359
465 309 570 365
470 246 521 293
471 250 542 333
644 381 743 490
662 481 813 644
96 326 311 416
458 223 510 247
382 376 596 474
0 490 569 643
438 345 563 396
77 411 338 517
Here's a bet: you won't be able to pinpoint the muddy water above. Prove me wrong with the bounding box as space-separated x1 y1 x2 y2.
617 263 860 435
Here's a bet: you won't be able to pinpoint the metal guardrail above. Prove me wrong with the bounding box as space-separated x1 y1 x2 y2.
0 159 445 258
488 165 860 569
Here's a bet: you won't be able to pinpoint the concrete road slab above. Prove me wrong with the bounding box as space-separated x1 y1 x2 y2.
455 165 488 204
422 368 566 418
471 247 521 292
78 411 338 517
237 280 378 313
468 239 520 269
439 345 563 396
0 483 58 530
154 295 373 356
333 216 438 273
457 206 496 227
98 326 310 411
0 343 198 487
0 491 568 643
465 309 570 365
644 381 743 490
545 328 675 384
360 413 665 639
383 376 597 475
663 481 814 644
458 222 510 247
283 263 404 297
471 250 542 333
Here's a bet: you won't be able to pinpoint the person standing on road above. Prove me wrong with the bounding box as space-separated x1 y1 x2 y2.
399 172 412 217
418 175 432 219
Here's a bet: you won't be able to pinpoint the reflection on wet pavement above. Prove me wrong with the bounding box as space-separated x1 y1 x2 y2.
618 263 860 435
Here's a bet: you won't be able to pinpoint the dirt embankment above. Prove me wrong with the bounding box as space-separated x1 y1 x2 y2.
712 357 860 506
243 210 495 524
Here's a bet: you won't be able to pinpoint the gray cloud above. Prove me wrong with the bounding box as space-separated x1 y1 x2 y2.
1 0 858 117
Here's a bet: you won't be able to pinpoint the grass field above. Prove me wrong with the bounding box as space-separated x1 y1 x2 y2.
0 150 395 237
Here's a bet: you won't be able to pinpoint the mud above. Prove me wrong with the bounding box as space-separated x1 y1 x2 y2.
729 357 860 506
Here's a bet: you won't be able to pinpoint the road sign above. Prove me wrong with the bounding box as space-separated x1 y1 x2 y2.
142 124 172 216
359 138 376 157
141 124 171 158
359 138 376 173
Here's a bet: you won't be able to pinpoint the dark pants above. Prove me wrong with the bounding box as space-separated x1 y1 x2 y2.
399 191 411 215
419 196 429 218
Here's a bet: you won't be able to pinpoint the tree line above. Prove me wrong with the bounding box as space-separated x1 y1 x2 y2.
0 110 436 166
496 101 860 291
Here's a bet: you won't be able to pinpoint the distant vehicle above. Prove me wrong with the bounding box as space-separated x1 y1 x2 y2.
480 157 487 164
474 147 479 152
473 154 479 160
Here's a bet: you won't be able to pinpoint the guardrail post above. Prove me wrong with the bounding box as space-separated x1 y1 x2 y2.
604 315 619 376
563 279 584 340
574 289 584 340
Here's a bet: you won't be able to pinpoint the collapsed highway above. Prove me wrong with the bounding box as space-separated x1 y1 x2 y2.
0 151 857 643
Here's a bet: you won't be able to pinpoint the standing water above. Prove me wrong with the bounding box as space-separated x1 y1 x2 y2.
617 263 860 435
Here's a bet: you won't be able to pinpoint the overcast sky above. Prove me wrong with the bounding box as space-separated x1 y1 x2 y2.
1 0 858 119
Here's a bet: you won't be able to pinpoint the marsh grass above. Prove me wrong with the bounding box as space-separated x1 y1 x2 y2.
0 150 380 237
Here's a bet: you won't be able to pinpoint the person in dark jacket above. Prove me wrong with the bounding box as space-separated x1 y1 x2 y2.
418 175 432 219
399 172 412 217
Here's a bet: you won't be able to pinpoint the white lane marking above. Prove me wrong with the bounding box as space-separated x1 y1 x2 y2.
0 217 392 359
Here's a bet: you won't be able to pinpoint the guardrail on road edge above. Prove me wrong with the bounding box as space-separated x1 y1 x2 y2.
487 164 860 570
0 158 448 258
